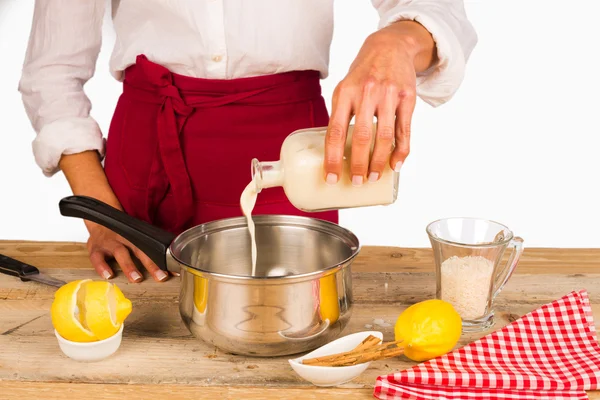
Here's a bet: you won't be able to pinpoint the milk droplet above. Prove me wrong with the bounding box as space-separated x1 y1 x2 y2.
373 318 392 328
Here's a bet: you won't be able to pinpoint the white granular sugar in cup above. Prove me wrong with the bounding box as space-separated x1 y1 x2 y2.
440 255 495 320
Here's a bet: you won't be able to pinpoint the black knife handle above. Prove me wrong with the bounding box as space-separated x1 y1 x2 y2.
0 254 40 281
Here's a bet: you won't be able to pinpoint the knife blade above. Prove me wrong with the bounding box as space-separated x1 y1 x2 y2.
21 272 66 288
0 253 66 288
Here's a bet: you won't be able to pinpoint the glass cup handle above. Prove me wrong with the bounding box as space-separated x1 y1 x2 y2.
492 237 524 300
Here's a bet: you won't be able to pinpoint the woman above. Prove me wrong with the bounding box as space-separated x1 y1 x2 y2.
19 1 477 283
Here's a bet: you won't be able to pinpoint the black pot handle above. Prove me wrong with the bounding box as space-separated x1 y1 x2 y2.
59 196 176 271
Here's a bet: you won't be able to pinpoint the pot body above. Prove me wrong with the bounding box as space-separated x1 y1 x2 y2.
169 215 358 356
177 262 353 356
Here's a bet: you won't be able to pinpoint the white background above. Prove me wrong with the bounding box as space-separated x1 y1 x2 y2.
0 0 599 248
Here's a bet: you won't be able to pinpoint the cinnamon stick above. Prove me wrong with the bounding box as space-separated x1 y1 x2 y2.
352 335 382 352
303 337 402 365
313 346 405 367
302 336 381 365
302 335 404 367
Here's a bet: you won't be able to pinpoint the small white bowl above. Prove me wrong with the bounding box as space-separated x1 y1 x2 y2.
289 330 384 387
55 324 124 362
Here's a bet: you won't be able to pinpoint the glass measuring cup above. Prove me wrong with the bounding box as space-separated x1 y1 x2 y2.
426 218 524 332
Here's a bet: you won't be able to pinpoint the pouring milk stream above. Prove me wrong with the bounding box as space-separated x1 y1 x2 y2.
240 124 399 276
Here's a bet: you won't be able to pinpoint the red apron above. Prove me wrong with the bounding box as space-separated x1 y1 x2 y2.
104 55 338 235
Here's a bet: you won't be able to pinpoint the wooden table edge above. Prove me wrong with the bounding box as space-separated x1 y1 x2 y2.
0 382 597 400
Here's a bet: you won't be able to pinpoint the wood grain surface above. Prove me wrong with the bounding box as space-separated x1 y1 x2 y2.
0 242 599 399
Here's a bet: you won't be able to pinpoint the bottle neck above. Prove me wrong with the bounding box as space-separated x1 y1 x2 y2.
251 159 284 193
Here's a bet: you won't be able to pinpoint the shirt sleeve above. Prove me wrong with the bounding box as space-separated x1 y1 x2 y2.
371 0 478 107
18 0 106 177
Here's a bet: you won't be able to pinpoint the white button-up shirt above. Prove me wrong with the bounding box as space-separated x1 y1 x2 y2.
19 0 478 176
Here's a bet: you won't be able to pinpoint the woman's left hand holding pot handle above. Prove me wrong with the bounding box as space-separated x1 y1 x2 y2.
60 151 169 283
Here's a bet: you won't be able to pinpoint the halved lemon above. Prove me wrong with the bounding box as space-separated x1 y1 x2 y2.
51 280 132 342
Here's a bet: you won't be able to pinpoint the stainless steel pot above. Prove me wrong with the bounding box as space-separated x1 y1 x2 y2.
59 196 360 357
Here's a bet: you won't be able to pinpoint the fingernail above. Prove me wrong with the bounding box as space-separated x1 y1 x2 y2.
101 270 112 280
130 271 142 282
368 172 379 183
156 270 169 281
352 175 363 187
326 173 338 185
394 161 403 172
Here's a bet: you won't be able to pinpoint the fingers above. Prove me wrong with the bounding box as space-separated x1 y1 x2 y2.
390 87 416 171
112 245 143 283
117 236 168 282
324 85 353 184
89 250 114 280
350 80 378 186
87 229 169 283
369 85 397 182
132 247 169 282
90 243 168 283
329 78 414 185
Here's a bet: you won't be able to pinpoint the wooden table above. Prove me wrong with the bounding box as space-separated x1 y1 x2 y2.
0 242 598 399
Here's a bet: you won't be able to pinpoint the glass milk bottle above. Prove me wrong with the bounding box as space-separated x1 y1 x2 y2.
251 124 399 212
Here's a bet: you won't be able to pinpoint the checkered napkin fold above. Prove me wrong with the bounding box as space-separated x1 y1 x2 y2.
374 290 600 400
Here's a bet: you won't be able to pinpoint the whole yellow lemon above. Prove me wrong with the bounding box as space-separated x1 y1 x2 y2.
394 299 462 362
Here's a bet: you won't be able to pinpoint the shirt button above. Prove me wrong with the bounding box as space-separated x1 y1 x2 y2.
212 55 223 62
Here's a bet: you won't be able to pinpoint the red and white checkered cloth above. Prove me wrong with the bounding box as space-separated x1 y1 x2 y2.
374 290 600 400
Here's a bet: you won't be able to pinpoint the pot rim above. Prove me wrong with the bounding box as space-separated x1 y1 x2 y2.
168 214 361 282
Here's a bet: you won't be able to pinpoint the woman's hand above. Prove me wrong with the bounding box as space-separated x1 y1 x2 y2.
59 150 168 283
86 222 168 283
324 21 438 185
